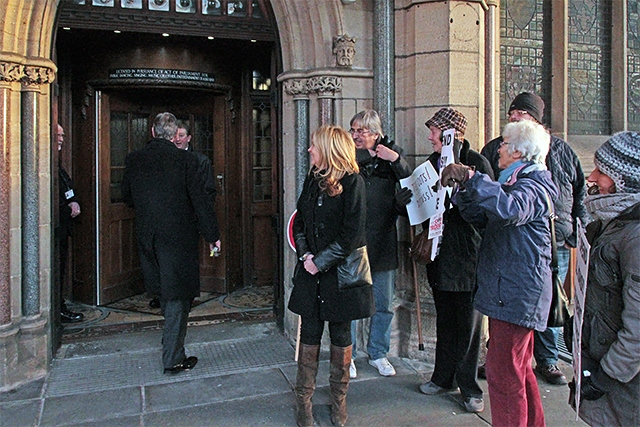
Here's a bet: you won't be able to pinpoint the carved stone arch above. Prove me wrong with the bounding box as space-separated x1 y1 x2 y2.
269 0 345 71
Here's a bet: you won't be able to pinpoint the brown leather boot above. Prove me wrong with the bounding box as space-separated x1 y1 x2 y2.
329 344 352 426
295 343 320 427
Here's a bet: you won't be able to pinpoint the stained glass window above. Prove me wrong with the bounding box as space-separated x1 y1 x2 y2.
252 101 272 201
499 0 550 130
568 0 611 134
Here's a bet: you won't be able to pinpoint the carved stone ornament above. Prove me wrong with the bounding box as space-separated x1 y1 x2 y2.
307 76 342 94
0 62 55 85
283 76 343 97
283 79 309 96
333 34 356 68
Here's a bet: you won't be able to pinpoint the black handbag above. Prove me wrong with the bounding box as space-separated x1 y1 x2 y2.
337 246 372 290
545 193 571 328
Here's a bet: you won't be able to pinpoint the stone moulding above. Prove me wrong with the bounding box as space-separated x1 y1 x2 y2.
283 76 343 97
0 61 56 86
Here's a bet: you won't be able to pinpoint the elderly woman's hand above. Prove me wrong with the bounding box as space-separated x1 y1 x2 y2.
441 164 474 187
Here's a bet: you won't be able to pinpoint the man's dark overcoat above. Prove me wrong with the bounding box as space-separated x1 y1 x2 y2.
122 137 219 300
288 172 375 322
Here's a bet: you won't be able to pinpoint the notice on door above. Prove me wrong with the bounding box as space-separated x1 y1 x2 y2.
109 68 216 83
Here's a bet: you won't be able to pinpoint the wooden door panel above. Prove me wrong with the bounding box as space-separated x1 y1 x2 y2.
97 89 228 304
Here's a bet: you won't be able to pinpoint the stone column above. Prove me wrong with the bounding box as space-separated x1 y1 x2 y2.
21 86 40 317
20 64 54 317
373 0 395 137
309 76 342 126
283 79 311 198
0 83 10 326
485 0 500 144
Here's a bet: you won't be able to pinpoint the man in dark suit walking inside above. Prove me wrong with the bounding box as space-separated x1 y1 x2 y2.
122 112 221 374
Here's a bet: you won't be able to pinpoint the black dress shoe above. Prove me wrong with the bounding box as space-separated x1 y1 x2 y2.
149 297 161 309
164 356 198 374
61 308 84 323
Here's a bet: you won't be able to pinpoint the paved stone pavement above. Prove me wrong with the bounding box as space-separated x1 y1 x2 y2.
0 319 587 427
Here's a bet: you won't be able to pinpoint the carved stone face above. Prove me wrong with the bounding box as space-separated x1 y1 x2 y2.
333 40 355 67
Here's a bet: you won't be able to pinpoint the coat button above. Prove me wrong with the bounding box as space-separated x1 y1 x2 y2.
498 300 504 307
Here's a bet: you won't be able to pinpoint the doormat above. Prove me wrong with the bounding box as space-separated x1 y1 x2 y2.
106 291 222 316
222 286 274 309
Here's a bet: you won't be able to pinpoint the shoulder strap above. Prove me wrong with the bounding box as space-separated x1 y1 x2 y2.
544 191 558 273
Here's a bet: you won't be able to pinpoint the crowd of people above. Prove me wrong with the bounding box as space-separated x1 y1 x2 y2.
289 96 639 427
59 95 639 427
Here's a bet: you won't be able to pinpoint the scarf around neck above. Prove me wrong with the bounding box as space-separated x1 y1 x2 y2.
584 192 640 221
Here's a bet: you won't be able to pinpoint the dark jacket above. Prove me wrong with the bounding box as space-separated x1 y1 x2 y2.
425 140 494 292
481 134 588 247
455 165 558 331
121 138 219 300
579 202 640 427
59 166 78 238
357 137 412 272
288 172 375 322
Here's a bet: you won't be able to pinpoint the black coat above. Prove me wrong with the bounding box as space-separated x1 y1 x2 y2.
357 137 413 271
121 138 219 300
288 172 375 322
59 166 77 238
425 140 494 292
481 134 588 247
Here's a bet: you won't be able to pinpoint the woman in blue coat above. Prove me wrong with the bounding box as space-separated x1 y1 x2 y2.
288 125 374 427
441 120 557 427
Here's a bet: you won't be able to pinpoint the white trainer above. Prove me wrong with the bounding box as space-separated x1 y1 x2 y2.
349 359 357 379
368 357 396 376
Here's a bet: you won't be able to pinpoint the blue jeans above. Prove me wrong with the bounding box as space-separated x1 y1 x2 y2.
534 246 570 366
351 269 395 360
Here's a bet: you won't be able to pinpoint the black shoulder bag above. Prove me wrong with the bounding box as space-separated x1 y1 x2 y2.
544 192 571 328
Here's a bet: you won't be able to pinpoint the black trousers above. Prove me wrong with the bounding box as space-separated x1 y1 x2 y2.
161 298 192 368
300 315 351 347
430 288 483 399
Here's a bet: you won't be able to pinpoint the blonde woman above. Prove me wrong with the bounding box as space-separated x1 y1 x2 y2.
289 125 374 427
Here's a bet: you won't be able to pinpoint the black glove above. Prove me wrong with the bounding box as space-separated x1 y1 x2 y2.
441 163 473 187
581 376 606 401
395 187 413 206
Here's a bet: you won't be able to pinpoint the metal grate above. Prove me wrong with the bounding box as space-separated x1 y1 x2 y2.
45 335 295 397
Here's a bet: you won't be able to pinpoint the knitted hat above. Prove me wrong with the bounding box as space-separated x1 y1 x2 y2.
508 92 544 124
425 108 467 141
594 131 640 194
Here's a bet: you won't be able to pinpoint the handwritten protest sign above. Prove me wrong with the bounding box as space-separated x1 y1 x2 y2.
400 161 440 225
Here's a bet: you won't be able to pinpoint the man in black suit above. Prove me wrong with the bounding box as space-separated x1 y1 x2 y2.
122 112 220 374
57 124 85 323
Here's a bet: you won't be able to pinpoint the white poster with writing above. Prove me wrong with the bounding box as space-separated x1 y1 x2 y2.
400 161 441 225
573 218 590 419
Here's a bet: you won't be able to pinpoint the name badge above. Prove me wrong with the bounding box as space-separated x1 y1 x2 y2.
65 190 75 200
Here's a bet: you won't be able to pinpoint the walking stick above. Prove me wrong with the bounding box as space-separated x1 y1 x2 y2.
410 225 425 351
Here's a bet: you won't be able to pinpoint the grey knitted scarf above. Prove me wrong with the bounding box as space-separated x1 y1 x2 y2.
584 193 640 221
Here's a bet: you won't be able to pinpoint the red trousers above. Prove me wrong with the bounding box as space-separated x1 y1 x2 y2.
486 318 546 427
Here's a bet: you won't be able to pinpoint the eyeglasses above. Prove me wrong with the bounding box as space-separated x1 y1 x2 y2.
499 141 511 147
508 110 531 119
349 128 371 136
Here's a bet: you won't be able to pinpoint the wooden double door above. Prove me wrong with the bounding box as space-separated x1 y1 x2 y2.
76 87 278 305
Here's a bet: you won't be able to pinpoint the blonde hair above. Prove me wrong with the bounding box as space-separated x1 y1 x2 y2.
310 126 359 197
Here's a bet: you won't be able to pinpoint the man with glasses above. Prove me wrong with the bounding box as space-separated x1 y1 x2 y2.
348 109 412 378
480 92 589 385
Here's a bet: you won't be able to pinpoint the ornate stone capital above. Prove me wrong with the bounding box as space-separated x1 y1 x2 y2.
0 61 23 82
23 66 56 86
0 61 56 86
307 76 342 97
283 79 310 97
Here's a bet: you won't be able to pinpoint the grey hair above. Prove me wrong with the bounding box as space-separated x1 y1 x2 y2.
153 112 178 141
501 120 550 164
349 109 384 138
